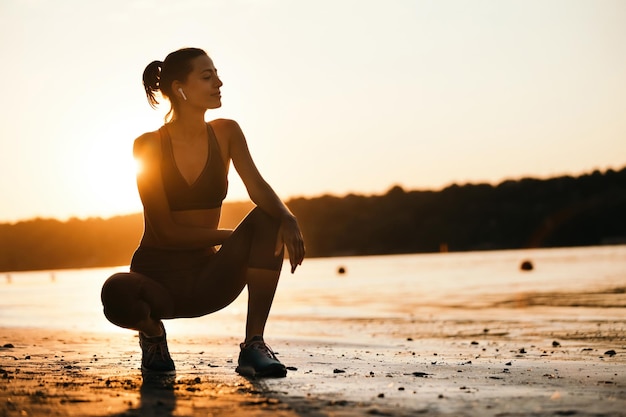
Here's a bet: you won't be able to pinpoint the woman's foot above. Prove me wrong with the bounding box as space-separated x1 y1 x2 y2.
139 325 175 373
235 336 287 378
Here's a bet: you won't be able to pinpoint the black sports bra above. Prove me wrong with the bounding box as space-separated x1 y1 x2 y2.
159 124 228 211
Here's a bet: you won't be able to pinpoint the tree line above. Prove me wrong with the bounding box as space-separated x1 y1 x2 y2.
1 167 625 272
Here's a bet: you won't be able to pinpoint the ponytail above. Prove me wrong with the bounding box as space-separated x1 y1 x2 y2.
142 60 163 109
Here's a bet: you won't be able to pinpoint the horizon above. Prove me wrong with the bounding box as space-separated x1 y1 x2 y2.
2 164 622 224
1 0 625 223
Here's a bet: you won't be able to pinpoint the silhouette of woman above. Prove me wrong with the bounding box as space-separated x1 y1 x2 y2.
101 47 305 378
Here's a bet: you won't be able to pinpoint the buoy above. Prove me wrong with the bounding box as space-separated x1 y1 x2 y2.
520 260 534 271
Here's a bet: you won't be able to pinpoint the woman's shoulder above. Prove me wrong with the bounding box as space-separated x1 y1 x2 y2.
208 118 241 131
208 118 245 144
133 129 162 159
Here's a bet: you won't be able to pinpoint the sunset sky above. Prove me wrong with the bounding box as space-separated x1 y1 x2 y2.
0 0 625 223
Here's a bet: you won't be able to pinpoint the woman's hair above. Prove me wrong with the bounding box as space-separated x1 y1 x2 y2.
142 47 208 121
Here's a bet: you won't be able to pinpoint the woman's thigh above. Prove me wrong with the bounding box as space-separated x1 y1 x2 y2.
128 208 283 318
179 209 282 316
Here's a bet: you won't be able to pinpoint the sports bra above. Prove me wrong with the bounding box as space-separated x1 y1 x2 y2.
159 124 228 211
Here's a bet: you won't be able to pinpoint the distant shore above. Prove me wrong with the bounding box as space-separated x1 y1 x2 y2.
2 165 625 273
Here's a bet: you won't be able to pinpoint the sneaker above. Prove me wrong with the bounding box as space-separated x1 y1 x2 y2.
139 325 175 373
235 336 287 378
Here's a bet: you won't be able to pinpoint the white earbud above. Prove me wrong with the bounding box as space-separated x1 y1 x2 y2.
178 88 187 101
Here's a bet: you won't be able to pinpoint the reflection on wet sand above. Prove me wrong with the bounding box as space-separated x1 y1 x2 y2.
108 373 176 417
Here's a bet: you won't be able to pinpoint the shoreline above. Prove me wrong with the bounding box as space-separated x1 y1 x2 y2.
2 242 625 276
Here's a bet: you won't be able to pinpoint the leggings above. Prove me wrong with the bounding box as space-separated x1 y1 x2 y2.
101 207 284 329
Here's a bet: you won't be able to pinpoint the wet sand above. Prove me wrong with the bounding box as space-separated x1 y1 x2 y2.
1 302 625 417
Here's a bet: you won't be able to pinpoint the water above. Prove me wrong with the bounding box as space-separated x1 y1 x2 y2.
1 245 624 337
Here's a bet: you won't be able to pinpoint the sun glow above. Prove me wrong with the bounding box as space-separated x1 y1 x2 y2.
79 132 142 219
133 157 144 175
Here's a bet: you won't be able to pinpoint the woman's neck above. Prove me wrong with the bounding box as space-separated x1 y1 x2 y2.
169 111 207 138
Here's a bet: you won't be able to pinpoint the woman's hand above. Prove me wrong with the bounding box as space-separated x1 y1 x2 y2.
275 214 305 273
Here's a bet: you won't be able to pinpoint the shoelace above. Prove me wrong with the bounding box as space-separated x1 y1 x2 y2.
246 340 278 359
145 339 170 361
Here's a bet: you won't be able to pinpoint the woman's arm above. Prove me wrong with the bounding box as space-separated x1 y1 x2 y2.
134 132 232 249
218 119 305 272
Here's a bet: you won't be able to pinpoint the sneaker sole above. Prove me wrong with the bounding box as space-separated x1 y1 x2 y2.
141 365 176 374
236 364 287 378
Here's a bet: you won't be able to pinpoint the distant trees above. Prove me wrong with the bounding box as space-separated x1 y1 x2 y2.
291 168 626 257
0 215 142 271
0 167 624 272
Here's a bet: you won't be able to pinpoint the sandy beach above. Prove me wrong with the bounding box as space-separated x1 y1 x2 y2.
2 302 625 417
2 248 626 416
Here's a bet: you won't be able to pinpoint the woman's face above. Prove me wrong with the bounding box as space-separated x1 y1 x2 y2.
180 55 223 109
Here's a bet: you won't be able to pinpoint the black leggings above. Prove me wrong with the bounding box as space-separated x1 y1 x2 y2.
101 208 283 329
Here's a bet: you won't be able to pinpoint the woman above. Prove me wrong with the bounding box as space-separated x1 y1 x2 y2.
101 47 305 378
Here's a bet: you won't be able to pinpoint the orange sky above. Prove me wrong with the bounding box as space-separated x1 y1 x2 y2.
0 0 625 222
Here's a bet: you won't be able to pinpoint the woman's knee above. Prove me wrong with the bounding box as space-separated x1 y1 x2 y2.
101 273 141 328
101 272 175 328
248 207 279 226
101 273 128 306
